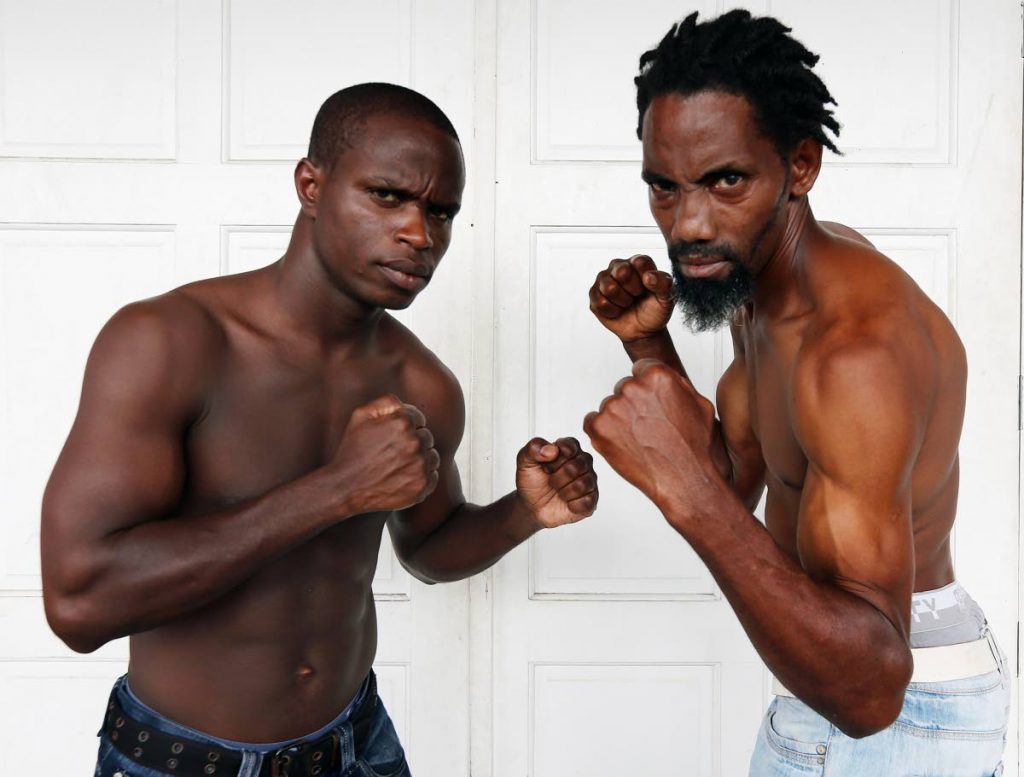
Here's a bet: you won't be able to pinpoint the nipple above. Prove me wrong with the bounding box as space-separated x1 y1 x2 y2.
295 664 317 682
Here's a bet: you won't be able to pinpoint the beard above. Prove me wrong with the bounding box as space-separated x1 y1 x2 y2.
668 241 753 332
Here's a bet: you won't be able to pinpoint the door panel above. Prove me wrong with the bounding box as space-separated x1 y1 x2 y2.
491 1 1021 775
0 1 475 773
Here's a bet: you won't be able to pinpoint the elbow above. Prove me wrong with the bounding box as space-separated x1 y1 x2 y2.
43 590 113 654
834 703 900 740
395 554 441 585
833 648 913 739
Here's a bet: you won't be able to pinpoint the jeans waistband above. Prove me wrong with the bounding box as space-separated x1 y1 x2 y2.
102 672 378 777
116 673 371 752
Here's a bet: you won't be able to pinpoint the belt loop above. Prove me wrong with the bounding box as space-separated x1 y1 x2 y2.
239 751 261 777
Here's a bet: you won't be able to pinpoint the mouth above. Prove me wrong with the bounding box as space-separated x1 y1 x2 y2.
377 262 430 293
677 258 732 280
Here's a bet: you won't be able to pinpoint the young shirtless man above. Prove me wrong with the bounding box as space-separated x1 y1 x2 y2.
584 12 1008 775
41 83 598 777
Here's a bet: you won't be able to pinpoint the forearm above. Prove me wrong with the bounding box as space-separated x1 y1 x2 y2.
623 331 688 379
398 492 542 584
661 487 911 737
45 468 354 652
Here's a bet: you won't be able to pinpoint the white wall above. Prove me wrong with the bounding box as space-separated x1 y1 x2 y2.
0 2 1020 775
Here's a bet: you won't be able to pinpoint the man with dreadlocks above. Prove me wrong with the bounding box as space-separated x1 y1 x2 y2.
584 10 1008 775
42 83 598 777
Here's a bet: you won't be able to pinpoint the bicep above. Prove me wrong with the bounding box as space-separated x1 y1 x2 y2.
797 465 914 636
793 341 923 637
386 365 467 559
41 305 206 586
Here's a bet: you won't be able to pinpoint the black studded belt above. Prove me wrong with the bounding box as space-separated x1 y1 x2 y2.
103 674 377 777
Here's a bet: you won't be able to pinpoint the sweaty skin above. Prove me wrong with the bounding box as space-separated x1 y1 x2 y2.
585 91 963 738
41 112 597 743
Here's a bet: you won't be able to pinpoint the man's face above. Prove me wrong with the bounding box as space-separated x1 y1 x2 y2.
641 90 791 330
309 112 465 310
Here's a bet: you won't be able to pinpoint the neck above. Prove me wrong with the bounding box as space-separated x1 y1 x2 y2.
750 196 815 319
273 215 385 348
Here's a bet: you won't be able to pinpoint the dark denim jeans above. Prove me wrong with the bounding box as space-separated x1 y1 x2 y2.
94 673 411 777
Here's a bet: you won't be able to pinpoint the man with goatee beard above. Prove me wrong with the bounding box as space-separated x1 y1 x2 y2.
585 11 1008 776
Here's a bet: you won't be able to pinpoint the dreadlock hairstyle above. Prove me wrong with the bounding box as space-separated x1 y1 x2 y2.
635 10 841 155
307 82 460 169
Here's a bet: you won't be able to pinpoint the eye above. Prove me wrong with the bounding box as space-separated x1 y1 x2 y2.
714 172 745 190
648 179 676 195
370 188 400 204
429 207 452 223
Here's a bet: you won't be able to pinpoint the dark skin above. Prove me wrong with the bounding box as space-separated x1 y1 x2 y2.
41 112 598 742
585 91 964 738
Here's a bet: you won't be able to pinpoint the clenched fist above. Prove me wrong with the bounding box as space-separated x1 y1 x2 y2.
330 394 440 514
583 360 728 522
589 254 674 343
516 437 598 528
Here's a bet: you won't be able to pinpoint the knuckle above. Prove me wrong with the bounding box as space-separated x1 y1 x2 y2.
645 363 672 386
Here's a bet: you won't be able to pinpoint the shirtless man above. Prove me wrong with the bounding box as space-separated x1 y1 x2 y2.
584 12 1008 775
41 83 597 777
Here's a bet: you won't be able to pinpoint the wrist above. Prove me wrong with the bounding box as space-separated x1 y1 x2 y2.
653 467 735 533
510 490 547 536
307 465 358 522
622 329 668 346
623 330 671 358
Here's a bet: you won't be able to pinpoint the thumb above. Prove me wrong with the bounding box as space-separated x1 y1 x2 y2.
643 270 674 304
519 437 560 467
357 393 405 419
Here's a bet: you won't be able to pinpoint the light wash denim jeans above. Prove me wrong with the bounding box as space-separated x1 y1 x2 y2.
749 631 1010 777
94 673 410 777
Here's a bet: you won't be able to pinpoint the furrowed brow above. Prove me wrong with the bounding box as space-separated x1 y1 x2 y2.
434 200 462 216
641 169 675 186
697 163 748 185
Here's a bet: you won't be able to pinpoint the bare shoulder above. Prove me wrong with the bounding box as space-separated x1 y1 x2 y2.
83 283 229 421
807 224 965 373
381 314 466 454
819 220 876 249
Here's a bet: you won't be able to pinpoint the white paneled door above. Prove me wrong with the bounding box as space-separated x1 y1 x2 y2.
1 2 1021 777
491 1 1021 775
0 1 475 774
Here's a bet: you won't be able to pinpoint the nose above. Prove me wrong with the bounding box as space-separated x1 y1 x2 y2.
396 205 433 251
670 190 716 245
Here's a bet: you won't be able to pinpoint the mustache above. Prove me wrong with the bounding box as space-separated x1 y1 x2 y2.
667 240 743 265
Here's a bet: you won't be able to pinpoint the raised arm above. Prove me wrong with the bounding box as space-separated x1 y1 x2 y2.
591 254 763 499
585 342 922 738
41 298 438 652
589 254 686 376
388 357 598 583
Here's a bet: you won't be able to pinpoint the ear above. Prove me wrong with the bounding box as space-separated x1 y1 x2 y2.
787 138 823 198
294 158 323 218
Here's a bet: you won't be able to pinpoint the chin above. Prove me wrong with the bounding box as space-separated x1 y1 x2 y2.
374 287 422 311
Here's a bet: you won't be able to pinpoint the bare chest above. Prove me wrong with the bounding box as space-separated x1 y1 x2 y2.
183 347 404 507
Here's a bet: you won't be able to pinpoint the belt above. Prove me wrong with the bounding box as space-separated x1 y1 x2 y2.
771 632 1001 698
103 674 377 777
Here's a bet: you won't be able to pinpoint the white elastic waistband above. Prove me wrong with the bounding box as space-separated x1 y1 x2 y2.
771 632 1000 699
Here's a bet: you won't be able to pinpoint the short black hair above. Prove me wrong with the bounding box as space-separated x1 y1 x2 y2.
307 82 460 167
635 10 840 155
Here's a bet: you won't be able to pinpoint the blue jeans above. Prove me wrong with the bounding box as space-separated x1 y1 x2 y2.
749 632 1010 776
94 673 411 777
